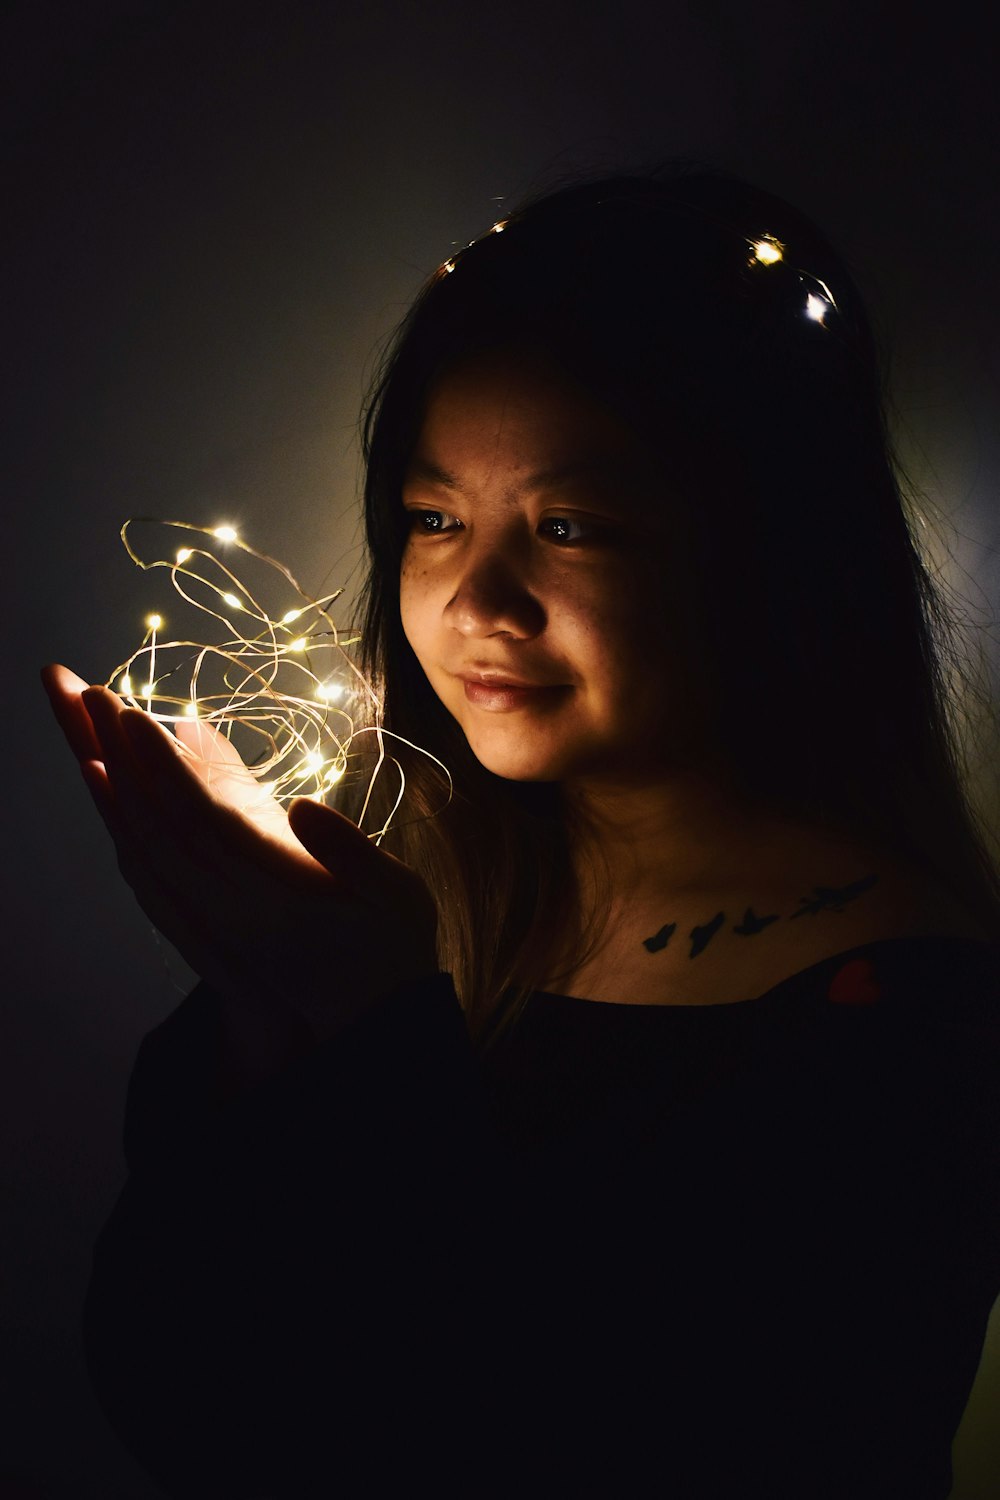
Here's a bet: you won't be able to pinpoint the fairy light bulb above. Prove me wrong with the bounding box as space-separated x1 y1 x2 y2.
290 636 307 653
282 608 303 624
222 592 243 610
213 526 238 542
176 548 193 564
120 673 133 695
746 234 839 329
184 701 199 717
751 236 784 266
141 681 154 699
316 682 344 701
147 614 162 630
442 259 456 274
324 763 345 786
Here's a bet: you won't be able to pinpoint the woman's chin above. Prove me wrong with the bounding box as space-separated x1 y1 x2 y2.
461 732 567 783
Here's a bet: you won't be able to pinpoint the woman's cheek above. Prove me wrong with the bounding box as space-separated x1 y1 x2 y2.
398 555 427 653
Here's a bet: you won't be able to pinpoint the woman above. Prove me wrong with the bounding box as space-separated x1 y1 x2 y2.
44 167 1000 1497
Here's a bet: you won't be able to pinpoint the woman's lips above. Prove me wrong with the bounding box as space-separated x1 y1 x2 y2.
460 677 568 712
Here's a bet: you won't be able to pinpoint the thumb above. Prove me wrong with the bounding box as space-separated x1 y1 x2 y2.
287 797 397 904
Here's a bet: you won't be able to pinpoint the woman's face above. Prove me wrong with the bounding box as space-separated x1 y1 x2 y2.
399 347 708 785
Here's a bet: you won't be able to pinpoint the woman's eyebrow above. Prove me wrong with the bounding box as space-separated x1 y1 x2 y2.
404 455 638 493
405 458 463 489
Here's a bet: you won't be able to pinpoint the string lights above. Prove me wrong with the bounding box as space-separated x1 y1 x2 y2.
435 212 839 328
747 233 838 323
106 519 452 840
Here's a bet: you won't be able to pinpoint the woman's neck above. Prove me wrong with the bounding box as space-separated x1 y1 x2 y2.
562 768 787 902
547 769 982 1005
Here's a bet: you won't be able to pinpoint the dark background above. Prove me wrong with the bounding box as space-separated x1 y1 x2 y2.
6 1 1000 1494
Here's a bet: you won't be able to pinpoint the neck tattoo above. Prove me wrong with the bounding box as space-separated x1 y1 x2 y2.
642 873 879 961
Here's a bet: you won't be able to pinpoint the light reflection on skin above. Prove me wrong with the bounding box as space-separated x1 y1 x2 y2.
399 346 708 791
397 345 782 935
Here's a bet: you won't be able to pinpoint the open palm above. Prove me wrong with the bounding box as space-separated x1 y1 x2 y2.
42 664 440 1044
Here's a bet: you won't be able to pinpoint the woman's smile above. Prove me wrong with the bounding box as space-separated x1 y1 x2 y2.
460 677 573 712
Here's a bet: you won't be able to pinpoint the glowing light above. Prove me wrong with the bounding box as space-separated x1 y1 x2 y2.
442 259 456 274
746 235 839 328
213 526 238 542
104 517 455 824
751 236 784 265
491 221 506 234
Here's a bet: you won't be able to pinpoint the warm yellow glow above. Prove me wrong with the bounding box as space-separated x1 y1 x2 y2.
443 259 456 274
751 236 784 265
106 516 455 823
492 221 506 234
805 293 828 322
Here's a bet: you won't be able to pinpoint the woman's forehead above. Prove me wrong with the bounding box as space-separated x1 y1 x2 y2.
409 348 664 499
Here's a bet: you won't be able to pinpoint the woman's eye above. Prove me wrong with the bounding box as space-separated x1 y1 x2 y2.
539 516 599 544
408 509 462 534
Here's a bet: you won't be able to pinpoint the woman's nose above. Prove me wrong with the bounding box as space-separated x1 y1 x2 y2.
443 552 546 640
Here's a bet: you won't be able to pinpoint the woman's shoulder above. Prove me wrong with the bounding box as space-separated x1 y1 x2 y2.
553 822 997 1009
733 825 996 995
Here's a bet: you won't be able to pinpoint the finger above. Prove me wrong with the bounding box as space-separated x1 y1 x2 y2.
84 692 239 871
82 688 169 841
81 684 137 766
81 752 163 887
286 797 405 906
41 664 105 762
79 757 116 828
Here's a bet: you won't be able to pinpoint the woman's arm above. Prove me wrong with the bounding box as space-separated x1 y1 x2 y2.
42 664 496 1491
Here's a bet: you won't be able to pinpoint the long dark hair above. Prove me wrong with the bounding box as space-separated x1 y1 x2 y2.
345 164 1000 1038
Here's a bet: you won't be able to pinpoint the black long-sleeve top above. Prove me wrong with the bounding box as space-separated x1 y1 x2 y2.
84 935 1000 1498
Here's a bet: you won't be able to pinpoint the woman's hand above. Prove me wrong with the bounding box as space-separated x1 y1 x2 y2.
41 665 440 1048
